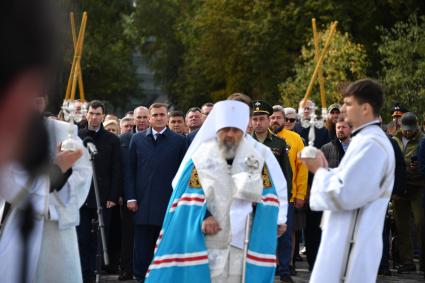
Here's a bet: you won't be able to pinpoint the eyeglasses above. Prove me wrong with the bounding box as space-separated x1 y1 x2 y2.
285 118 296 123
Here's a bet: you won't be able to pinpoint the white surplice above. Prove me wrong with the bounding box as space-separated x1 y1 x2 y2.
35 119 92 283
309 121 395 283
0 165 49 283
0 119 92 283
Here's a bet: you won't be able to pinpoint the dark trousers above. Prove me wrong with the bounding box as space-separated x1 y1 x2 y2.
77 207 111 282
305 206 322 270
120 204 134 274
380 213 391 269
133 224 161 281
277 203 294 277
108 205 121 272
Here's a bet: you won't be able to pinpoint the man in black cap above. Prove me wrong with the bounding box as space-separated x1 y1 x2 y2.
325 103 341 140
251 100 292 193
251 100 294 283
392 112 425 273
387 103 408 136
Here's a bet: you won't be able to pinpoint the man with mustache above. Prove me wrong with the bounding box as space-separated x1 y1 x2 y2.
145 100 288 283
270 105 308 282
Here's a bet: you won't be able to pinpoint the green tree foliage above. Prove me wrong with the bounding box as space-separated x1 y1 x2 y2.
130 0 189 103
62 0 141 110
175 1 308 106
129 0 425 110
378 15 425 117
278 29 368 108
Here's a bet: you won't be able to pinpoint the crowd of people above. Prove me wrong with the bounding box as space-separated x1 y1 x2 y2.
37 84 424 283
1 2 425 283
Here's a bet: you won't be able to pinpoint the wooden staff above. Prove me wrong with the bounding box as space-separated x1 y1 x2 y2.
70 12 86 101
70 12 87 101
65 12 87 101
301 21 337 108
312 18 327 110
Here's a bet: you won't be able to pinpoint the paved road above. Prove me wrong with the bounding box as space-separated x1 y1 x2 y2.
102 259 425 283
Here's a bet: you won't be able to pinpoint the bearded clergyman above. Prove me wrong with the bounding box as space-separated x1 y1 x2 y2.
145 100 288 283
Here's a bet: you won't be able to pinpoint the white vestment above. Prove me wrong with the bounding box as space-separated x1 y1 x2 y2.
171 100 287 282
0 119 92 283
245 134 287 224
35 119 92 283
193 137 278 282
0 165 49 283
309 121 395 283
173 104 288 226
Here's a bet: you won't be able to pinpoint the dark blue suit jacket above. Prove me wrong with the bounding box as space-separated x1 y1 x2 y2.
120 129 135 202
186 128 199 146
127 127 187 226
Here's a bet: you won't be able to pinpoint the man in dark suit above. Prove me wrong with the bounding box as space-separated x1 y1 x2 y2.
78 100 122 283
118 105 150 281
126 103 187 282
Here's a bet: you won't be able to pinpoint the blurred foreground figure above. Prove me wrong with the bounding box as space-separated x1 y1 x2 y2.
0 95 92 283
146 101 287 283
0 0 57 169
301 79 395 283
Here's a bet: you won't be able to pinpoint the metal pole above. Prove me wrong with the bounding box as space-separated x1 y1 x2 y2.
341 209 360 282
89 153 109 283
241 213 252 283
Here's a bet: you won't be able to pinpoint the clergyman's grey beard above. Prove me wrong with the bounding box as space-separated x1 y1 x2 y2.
218 141 237 160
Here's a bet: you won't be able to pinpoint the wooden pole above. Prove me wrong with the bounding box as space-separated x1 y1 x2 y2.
301 21 337 108
312 18 327 110
70 12 87 101
70 12 86 101
65 12 87 101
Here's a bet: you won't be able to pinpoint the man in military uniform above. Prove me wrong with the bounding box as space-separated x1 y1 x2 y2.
251 100 292 193
251 100 294 283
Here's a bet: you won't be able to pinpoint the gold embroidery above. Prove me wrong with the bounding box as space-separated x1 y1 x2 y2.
189 167 202 188
262 165 272 188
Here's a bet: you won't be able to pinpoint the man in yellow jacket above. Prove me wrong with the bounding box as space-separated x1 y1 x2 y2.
270 105 308 283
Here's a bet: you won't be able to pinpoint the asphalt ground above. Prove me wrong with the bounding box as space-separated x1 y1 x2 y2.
102 257 424 282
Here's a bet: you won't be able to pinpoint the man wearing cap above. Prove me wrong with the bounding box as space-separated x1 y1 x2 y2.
325 103 341 140
387 103 407 136
392 112 424 273
145 100 287 283
251 100 292 192
251 100 295 283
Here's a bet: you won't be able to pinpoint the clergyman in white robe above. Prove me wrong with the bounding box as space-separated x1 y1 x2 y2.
308 120 395 283
173 100 288 282
34 119 92 283
0 119 92 283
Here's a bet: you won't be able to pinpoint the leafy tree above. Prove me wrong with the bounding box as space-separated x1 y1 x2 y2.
130 0 190 106
378 15 425 117
278 29 368 108
129 0 425 110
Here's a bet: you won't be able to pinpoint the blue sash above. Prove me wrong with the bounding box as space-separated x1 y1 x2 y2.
146 159 279 283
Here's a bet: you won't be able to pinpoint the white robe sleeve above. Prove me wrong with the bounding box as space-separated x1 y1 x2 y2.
47 122 92 229
310 140 389 211
264 147 288 225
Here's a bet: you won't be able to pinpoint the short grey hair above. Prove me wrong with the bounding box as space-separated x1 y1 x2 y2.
284 107 297 116
272 105 285 115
